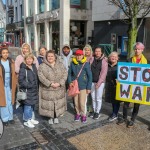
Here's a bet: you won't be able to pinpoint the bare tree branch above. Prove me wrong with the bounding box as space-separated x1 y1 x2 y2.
108 0 150 29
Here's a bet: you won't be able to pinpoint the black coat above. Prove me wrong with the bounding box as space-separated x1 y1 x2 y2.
105 63 119 104
18 63 38 105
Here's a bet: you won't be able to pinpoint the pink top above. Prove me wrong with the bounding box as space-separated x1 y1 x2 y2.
15 43 39 74
15 55 39 73
90 55 108 87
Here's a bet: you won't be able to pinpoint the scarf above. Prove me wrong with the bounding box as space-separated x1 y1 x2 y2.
72 56 87 65
132 54 147 64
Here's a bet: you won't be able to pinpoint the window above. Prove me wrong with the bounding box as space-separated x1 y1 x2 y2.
28 0 34 16
39 23 45 46
39 0 45 13
70 0 87 9
20 4 23 20
15 7 18 22
52 21 60 54
28 25 34 50
49 0 60 11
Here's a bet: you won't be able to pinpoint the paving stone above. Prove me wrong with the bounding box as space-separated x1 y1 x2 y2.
68 122 150 150
1 100 150 150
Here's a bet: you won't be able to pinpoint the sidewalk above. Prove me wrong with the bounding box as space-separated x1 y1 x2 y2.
0 100 150 150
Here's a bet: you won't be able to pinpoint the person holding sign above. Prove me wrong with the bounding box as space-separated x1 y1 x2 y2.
117 42 148 128
89 46 108 119
105 52 120 121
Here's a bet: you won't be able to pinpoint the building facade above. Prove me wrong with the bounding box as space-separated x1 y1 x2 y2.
24 0 94 54
0 0 6 43
6 0 24 47
92 0 150 56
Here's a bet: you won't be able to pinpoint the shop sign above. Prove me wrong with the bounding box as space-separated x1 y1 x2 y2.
116 62 150 105
35 11 59 22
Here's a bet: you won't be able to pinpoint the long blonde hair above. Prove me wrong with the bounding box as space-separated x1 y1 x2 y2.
83 44 93 57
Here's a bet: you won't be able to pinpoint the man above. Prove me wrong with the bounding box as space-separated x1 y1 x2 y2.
117 42 148 128
59 44 73 71
59 44 73 111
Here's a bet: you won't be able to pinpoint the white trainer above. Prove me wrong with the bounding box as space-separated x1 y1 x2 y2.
54 118 59 124
48 118 53 125
30 119 39 125
24 120 35 128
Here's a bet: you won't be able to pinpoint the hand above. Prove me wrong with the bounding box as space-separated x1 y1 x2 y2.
115 79 118 84
86 90 91 94
50 83 55 88
54 83 60 88
51 83 60 88
69 83 74 87
95 84 99 89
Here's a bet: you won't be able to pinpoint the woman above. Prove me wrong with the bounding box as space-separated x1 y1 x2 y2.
117 42 148 128
83 44 93 113
18 53 39 128
15 43 39 74
68 49 92 123
37 46 47 65
105 52 120 121
89 46 108 119
0 47 17 126
83 44 93 62
38 50 67 124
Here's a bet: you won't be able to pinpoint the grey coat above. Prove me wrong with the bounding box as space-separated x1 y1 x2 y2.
38 57 67 118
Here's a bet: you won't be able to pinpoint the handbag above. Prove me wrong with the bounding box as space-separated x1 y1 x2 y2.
16 69 28 101
68 63 86 97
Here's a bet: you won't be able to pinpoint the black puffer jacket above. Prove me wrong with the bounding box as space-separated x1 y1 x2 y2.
105 63 118 104
18 63 38 105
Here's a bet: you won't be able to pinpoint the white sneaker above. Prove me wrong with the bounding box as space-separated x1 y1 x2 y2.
30 119 39 125
48 118 53 125
54 118 59 124
24 120 35 128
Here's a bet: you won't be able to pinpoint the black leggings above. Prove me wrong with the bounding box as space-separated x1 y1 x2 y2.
123 102 140 122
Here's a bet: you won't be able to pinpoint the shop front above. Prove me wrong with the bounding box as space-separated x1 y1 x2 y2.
0 28 5 43
51 21 59 54
70 21 86 49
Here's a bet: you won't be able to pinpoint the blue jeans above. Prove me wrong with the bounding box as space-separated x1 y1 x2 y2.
23 105 34 121
0 86 13 122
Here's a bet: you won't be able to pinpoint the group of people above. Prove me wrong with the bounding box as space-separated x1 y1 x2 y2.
0 41 147 129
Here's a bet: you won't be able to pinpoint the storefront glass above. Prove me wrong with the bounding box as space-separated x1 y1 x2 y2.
70 21 86 48
52 21 60 54
28 25 34 50
28 0 34 16
0 28 4 43
39 23 45 46
39 0 45 13
49 0 60 11
70 0 86 9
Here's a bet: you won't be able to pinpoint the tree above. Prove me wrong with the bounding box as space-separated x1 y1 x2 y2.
108 0 150 58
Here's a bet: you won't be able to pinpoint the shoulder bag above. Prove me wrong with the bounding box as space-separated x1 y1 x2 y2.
16 69 28 100
68 63 86 97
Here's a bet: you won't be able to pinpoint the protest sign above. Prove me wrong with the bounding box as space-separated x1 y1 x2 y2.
116 62 150 105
